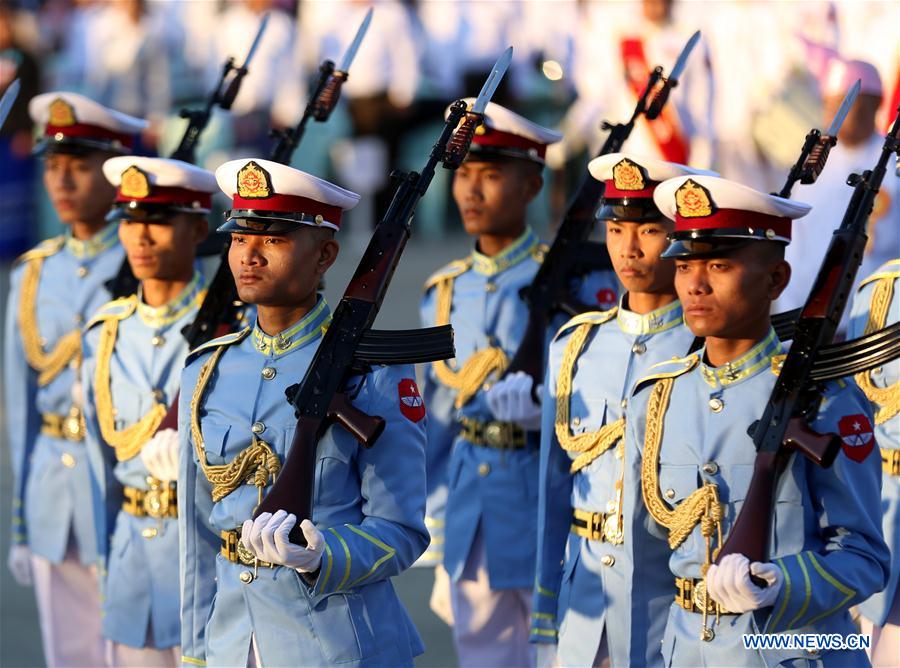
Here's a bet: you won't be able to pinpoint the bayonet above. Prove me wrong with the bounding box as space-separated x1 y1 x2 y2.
826 79 860 137
338 8 373 73
668 30 701 83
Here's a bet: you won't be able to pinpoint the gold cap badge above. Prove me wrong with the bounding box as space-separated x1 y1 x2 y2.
612 158 646 191
675 179 713 218
48 98 76 127
120 166 151 199
237 161 272 199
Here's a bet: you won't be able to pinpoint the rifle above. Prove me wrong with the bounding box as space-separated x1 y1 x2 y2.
505 31 701 384
106 14 269 299
253 48 514 544
715 104 900 575
152 14 373 433
269 7 372 164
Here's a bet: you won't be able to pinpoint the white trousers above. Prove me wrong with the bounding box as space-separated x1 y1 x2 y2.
450 528 534 668
30 542 105 668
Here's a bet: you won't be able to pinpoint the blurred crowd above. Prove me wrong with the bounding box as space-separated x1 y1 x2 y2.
0 0 898 255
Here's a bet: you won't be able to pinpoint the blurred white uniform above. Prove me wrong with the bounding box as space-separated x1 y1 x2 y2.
216 5 302 128
298 0 418 107
563 3 714 170
779 133 900 314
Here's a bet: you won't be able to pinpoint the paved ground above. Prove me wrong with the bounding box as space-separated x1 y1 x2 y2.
0 229 480 667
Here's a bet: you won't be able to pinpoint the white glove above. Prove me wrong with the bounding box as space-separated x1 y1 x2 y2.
241 510 324 573
8 545 32 587
429 564 454 626
706 553 783 613
536 643 559 668
485 371 543 431
140 429 179 482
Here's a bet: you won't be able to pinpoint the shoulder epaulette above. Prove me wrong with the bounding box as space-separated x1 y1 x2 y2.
423 258 473 292
553 307 618 342
14 236 65 266
85 296 138 331
858 258 900 289
186 327 251 364
633 354 699 394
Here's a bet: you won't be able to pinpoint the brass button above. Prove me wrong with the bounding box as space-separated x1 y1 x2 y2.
61 452 76 468
151 335 165 347
482 383 492 392
485 282 497 293
141 527 158 539
239 570 254 584
251 422 265 435
702 462 719 476
620 398 628 409
708 398 724 413
76 266 89 278
601 554 615 567
572 416 581 427
152 389 165 403
477 463 491 477
632 342 646 355
261 367 276 380
664 488 676 500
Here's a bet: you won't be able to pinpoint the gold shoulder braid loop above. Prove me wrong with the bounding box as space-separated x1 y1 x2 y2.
641 376 724 641
190 346 281 502
19 256 82 386
855 277 899 425
95 318 167 461
555 321 625 473
431 271 509 408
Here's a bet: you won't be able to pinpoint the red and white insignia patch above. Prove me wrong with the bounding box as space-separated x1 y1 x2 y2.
837 414 874 462
596 288 617 309
398 379 425 423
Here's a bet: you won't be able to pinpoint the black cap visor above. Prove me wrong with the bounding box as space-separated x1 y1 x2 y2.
661 230 789 259
35 134 129 157
106 201 207 224
596 197 662 223
218 209 326 235
464 144 545 166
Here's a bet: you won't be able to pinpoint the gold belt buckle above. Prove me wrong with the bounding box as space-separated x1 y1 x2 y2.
62 406 85 442
884 449 900 477
484 422 505 448
142 476 169 519
590 512 605 541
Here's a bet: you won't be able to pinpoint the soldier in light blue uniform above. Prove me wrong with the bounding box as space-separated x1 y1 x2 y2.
80 156 218 666
628 174 889 666
848 258 900 666
4 91 145 668
499 154 711 668
420 101 619 666
179 158 429 667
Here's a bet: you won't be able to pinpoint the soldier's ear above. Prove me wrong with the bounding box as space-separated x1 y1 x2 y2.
315 237 340 276
522 169 543 204
192 216 209 245
768 260 791 300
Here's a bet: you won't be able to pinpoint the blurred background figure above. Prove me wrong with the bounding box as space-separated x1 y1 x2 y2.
779 56 899 319
0 2 40 259
301 0 418 229
556 0 715 174
215 0 303 158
